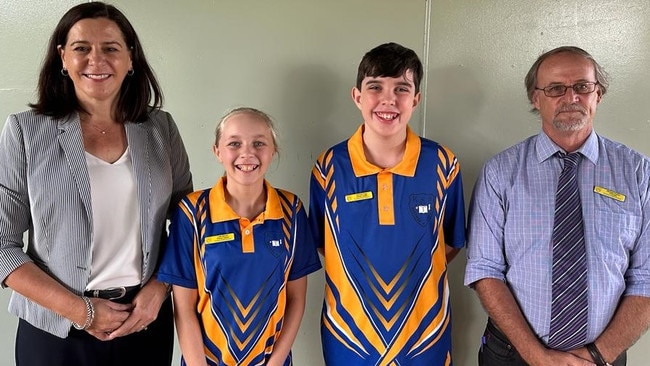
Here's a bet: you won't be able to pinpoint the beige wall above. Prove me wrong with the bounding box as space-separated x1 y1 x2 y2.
1 1 649 365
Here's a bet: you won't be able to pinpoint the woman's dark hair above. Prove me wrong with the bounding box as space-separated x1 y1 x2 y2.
29 2 162 123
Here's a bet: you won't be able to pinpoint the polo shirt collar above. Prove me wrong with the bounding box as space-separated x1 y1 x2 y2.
208 177 284 223
348 124 420 177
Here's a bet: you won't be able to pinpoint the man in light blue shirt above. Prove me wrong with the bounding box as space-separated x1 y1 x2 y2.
465 46 650 366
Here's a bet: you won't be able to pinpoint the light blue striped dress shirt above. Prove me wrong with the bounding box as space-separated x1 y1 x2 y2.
464 129 650 344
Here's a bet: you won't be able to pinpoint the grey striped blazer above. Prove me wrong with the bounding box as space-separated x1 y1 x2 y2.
0 109 193 337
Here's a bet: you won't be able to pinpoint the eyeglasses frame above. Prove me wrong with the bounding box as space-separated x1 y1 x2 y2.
535 81 599 97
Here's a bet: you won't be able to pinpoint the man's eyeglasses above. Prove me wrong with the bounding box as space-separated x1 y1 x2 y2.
535 81 599 97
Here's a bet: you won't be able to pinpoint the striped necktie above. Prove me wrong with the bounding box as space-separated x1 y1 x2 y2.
548 152 588 350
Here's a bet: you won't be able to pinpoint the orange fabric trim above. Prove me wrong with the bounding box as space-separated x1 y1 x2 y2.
348 125 420 178
377 172 394 225
208 177 283 253
346 125 421 226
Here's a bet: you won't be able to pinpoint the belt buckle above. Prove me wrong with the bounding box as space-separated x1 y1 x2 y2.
106 286 127 300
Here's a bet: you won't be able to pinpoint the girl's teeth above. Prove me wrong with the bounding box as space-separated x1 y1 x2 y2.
237 165 258 172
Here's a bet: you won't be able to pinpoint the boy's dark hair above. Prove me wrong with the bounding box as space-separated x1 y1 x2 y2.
356 42 424 93
29 2 163 123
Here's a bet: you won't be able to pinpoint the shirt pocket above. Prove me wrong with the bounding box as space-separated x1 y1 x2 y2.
593 209 641 270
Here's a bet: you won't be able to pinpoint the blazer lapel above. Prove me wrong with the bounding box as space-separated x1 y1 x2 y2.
125 122 151 256
57 114 93 222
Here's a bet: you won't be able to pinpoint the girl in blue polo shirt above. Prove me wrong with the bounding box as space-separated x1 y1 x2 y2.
159 107 321 366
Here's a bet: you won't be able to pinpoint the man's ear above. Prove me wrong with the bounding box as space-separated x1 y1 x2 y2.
532 90 541 111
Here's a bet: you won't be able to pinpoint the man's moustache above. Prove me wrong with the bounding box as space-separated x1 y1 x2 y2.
556 104 586 114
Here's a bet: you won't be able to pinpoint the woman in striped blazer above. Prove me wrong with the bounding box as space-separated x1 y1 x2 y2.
0 3 192 365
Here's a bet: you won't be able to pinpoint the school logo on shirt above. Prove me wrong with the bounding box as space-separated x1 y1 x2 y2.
409 194 435 226
265 232 285 258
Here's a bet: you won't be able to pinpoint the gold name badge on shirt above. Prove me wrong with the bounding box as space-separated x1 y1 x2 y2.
205 233 235 244
593 186 626 202
345 191 373 202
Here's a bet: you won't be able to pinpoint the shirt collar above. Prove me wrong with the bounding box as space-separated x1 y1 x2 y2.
536 129 599 165
348 124 421 177
208 177 284 223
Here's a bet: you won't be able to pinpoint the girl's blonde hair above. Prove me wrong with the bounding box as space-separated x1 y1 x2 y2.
214 107 279 154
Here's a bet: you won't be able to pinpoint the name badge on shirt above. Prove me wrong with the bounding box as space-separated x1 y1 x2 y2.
205 233 235 244
345 191 373 202
593 186 626 202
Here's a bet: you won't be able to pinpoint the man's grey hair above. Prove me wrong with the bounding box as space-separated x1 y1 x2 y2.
524 46 609 110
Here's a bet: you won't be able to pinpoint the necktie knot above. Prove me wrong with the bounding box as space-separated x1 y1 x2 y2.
559 152 581 171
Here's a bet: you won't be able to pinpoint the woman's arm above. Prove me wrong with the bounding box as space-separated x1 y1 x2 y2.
5 262 131 338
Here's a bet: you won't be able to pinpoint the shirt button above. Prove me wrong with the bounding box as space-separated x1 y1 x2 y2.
383 185 388 190
383 206 389 211
244 229 250 235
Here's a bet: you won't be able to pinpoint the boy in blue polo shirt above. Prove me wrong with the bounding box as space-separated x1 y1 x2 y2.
308 42 466 365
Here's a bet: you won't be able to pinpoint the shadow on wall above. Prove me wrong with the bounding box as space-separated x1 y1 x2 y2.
448 257 486 366
426 64 492 365
426 64 496 194
273 63 354 195
275 63 342 364
280 62 353 144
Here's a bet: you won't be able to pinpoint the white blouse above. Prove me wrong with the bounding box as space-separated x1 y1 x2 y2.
85 148 142 290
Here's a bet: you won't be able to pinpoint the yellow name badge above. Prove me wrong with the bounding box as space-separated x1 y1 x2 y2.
345 191 373 203
593 186 626 202
205 233 235 244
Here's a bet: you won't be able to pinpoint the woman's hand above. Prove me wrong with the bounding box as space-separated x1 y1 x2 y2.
106 280 168 339
85 298 133 340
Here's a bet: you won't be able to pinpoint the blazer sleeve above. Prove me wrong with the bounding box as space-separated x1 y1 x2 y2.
0 114 35 284
166 112 193 214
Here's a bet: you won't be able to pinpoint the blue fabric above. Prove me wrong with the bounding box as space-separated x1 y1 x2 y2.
159 180 320 365
310 126 466 365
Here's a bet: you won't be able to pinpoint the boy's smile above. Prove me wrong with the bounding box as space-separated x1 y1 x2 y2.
352 71 421 140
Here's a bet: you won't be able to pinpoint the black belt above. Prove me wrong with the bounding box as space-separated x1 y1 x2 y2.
84 285 140 300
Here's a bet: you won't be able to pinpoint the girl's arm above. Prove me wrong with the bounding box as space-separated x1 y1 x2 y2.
266 276 308 366
173 285 209 366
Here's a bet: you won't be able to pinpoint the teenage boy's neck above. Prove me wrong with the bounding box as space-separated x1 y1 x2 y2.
361 128 407 169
